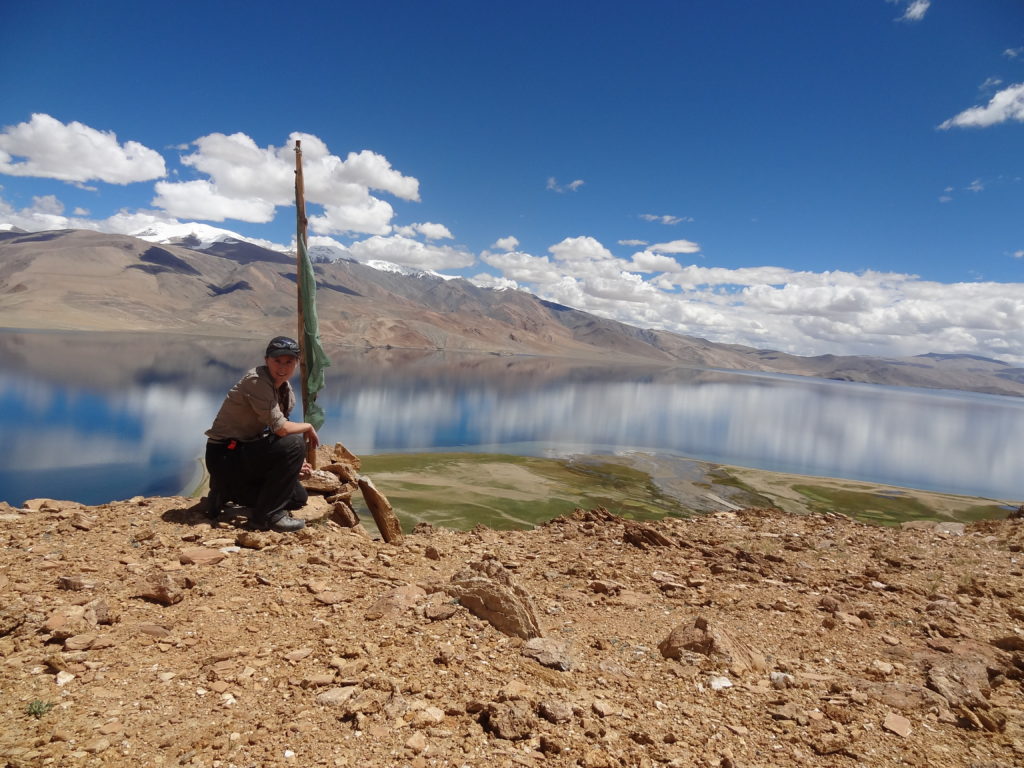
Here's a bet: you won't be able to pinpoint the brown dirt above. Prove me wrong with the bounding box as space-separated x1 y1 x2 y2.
2 493 1023 768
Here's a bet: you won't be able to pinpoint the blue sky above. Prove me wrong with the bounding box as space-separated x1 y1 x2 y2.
1 0 1022 362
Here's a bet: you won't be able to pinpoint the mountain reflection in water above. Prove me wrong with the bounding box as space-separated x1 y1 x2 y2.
1 331 1022 506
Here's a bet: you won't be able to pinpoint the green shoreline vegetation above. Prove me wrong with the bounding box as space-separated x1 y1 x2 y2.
788 484 1009 527
187 451 1016 533
357 452 1016 532
358 452 691 531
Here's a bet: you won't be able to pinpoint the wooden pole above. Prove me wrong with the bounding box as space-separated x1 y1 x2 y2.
294 140 317 467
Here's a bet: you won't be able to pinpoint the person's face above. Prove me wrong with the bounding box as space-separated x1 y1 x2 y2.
266 354 298 385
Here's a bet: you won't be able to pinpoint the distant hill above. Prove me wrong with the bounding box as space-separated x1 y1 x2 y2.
1 228 1022 397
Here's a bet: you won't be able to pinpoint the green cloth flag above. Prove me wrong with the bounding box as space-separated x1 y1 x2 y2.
297 233 331 430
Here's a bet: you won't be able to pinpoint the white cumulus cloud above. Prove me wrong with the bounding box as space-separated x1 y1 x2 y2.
329 147 420 201
394 222 453 240
630 250 680 273
311 196 396 237
939 83 1024 129
549 236 616 265
491 236 520 252
640 213 691 225
900 0 930 22
546 177 585 193
0 120 433 244
0 191 286 249
152 179 277 223
482 250 562 284
650 239 701 254
346 234 475 271
889 0 930 22
179 132 292 203
0 194 73 231
473 234 1024 365
0 113 166 184
153 130 420 234
470 273 520 291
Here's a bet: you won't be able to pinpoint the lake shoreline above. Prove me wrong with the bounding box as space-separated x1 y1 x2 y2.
6 328 1024 506
175 449 1022 531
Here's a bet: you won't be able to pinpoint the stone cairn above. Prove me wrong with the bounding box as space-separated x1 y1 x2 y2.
301 442 403 544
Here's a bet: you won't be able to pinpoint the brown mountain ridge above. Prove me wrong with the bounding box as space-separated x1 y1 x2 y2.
1 228 1022 397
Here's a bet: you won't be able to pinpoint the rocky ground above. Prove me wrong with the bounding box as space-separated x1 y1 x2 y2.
2 477 1024 767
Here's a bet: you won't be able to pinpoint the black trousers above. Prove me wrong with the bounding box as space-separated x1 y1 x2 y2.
205 433 308 521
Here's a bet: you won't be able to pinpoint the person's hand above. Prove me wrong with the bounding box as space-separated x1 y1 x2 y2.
305 425 320 450
299 460 313 479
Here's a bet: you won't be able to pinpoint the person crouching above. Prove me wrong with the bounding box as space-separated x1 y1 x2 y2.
204 336 319 532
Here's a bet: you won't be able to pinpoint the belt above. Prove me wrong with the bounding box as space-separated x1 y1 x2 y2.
207 431 271 446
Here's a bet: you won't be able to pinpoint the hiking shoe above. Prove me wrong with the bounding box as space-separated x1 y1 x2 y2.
267 512 306 532
204 491 223 520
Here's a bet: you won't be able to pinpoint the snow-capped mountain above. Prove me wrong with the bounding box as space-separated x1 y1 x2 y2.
129 221 288 253
306 239 350 263
130 222 362 267
363 259 458 281
3 227 1023 398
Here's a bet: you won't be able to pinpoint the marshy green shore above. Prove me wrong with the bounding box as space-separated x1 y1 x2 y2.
189 450 1015 532
347 452 1015 532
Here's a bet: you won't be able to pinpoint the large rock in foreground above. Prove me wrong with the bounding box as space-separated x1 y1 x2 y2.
659 615 768 677
446 559 542 639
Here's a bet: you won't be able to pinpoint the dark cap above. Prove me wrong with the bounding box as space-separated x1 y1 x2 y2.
265 336 300 358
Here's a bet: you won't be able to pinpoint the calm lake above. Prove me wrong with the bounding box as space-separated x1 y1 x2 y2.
2 330 1023 507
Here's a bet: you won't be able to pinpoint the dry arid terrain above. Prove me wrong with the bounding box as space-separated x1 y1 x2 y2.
2 463 1023 768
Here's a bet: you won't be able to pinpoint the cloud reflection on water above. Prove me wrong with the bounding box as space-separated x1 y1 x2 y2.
319 371 1023 500
2 332 1022 505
